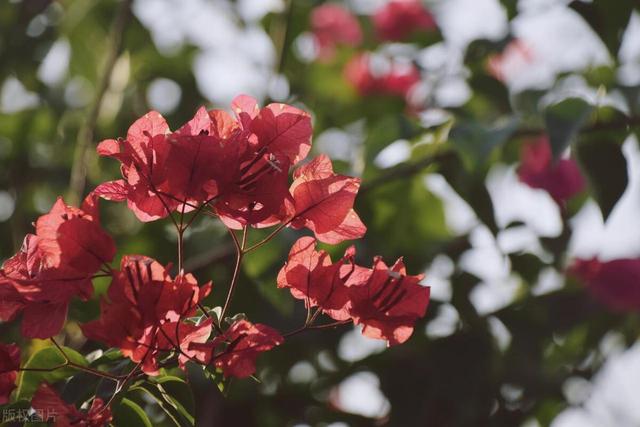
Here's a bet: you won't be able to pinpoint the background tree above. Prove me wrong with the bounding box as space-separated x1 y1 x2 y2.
1 0 640 426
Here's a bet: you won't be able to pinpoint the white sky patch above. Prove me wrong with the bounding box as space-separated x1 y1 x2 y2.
424 254 455 302
0 77 39 114
618 11 640 85
496 226 548 258
426 303 460 338
518 0 574 12
146 78 182 114
237 0 283 22
460 225 521 315
531 267 564 296
338 326 386 362
374 139 411 168
416 42 471 107
435 76 472 107
488 316 512 351
508 4 611 92
134 0 281 106
486 164 563 238
64 76 93 108
332 372 391 419
288 361 317 384
470 276 520 315
315 122 365 168
460 226 511 282
347 0 386 15
433 0 509 51
424 174 478 235
552 343 640 427
37 38 70 87
0 191 16 222
315 128 357 163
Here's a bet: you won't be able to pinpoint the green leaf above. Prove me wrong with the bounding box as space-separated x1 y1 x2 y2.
113 398 153 427
135 376 196 427
16 346 87 401
544 97 593 158
571 0 636 56
576 138 628 220
255 279 294 316
449 117 520 168
362 171 450 267
89 348 124 367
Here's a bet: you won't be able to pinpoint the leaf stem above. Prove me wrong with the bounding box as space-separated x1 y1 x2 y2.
220 227 247 320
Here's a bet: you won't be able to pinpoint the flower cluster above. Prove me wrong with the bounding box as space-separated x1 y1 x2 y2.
307 1 437 108
278 237 430 345
0 195 115 338
0 95 430 419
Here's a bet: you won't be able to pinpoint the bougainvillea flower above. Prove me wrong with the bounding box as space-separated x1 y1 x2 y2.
31 383 112 427
96 109 242 222
518 136 585 203
344 53 421 100
196 320 283 379
0 197 115 338
81 255 211 375
277 237 351 320
0 343 19 404
96 97 312 228
156 320 213 368
211 95 312 228
373 0 437 41
230 94 312 166
310 3 362 61
289 155 366 244
96 111 176 221
570 258 640 312
347 257 430 346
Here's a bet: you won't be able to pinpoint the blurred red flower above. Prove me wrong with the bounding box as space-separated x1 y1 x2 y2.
571 258 640 312
373 0 437 41
518 136 585 203
311 3 362 61
344 53 421 101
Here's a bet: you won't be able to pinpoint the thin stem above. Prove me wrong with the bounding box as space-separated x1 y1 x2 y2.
243 222 288 253
182 195 218 233
220 227 247 320
19 363 68 373
50 337 122 381
282 320 351 338
68 0 132 204
177 203 187 273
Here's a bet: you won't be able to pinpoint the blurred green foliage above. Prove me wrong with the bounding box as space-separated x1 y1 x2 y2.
1 0 640 426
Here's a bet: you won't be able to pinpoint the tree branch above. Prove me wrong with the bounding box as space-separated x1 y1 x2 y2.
68 0 132 205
